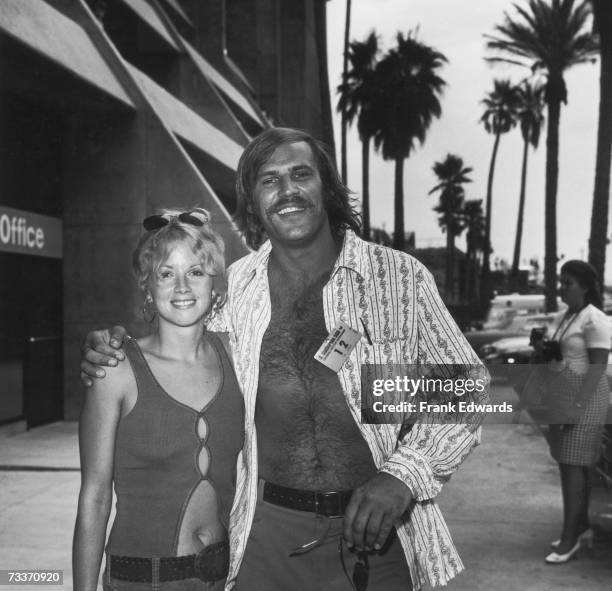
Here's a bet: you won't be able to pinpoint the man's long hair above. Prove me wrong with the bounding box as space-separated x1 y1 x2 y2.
234 127 361 249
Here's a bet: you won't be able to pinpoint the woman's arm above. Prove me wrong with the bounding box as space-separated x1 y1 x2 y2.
72 367 126 591
575 311 612 408
575 347 609 407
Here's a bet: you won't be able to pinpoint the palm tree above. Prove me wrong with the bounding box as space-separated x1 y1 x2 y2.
463 200 486 302
479 79 520 296
340 0 352 183
429 154 473 300
588 0 612 285
486 0 598 311
511 80 546 287
337 32 380 241
375 31 447 251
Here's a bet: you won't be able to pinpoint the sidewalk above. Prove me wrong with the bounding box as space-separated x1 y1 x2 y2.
0 421 79 470
429 422 612 590
0 422 80 590
425 383 612 590
1 385 611 591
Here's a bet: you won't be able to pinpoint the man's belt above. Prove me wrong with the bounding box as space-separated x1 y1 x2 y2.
263 481 353 518
108 541 229 583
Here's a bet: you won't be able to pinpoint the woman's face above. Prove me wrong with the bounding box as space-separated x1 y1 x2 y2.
149 241 214 328
559 272 587 311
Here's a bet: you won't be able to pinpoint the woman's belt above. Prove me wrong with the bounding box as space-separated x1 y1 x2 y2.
108 541 229 583
263 481 353 518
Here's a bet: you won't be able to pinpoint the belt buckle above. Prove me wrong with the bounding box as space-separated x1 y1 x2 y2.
193 550 210 582
193 544 229 582
315 491 344 518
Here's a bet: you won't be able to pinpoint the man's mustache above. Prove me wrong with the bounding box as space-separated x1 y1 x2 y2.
265 196 311 216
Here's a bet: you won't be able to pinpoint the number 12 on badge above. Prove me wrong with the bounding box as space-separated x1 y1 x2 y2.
314 320 363 372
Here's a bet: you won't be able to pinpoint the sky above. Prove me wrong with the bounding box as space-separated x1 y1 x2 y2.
326 0 608 281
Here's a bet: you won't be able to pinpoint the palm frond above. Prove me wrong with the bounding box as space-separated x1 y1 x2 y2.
374 30 447 160
516 79 546 146
485 0 597 104
480 78 520 135
335 31 383 137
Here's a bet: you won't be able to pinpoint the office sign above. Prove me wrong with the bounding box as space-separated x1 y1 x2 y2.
0 206 62 259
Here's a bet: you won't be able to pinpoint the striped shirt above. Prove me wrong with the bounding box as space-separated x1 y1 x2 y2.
218 230 490 590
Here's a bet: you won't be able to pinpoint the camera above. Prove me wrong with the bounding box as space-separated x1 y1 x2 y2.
540 340 563 362
529 327 546 347
530 328 563 362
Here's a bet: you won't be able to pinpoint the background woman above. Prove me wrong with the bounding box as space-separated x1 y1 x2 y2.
73 208 244 590
545 260 610 564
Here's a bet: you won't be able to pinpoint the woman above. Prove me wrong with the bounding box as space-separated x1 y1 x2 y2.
73 208 244 590
543 260 610 564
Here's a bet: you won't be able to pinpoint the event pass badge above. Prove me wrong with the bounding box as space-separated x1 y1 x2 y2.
314 320 362 372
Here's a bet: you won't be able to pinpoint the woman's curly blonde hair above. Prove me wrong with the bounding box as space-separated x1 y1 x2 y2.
132 207 227 300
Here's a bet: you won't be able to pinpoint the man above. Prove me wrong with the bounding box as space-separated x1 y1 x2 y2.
81 127 489 590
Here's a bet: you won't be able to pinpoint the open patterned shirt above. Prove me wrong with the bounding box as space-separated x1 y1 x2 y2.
219 230 490 590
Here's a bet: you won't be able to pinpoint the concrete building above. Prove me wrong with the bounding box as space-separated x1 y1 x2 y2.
0 0 334 427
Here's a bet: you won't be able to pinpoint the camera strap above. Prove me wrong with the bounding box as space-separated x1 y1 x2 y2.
551 308 583 342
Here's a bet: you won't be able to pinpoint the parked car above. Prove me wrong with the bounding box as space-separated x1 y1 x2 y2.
481 334 533 366
481 311 612 381
486 294 561 325
466 311 564 354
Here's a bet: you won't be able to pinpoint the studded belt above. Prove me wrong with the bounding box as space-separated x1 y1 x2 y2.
263 481 353 518
108 541 229 583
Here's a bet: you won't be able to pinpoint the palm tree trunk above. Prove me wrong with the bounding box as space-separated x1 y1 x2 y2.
511 138 530 286
340 0 352 183
481 131 501 303
464 242 472 301
361 135 371 241
468 248 476 302
446 216 454 300
393 156 405 251
544 96 561 312
588 1 612 286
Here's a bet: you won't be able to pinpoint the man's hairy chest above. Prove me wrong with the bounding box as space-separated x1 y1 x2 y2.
256 271 376 486
260 274 334 386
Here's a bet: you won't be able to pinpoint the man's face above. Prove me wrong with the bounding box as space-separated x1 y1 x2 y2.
253 141 329 247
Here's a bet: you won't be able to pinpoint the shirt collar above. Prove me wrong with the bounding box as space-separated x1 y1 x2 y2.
248 239 272 279
332 229 370 284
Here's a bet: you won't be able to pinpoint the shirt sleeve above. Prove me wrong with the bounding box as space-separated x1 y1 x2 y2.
379 265 490 501
207 264 237 333
207 304 229 332
583 308 612 350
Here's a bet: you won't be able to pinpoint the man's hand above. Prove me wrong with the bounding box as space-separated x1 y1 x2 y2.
343 472 413 551
79 326 127 387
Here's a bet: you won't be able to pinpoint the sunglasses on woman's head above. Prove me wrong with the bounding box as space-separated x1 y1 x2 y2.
143 210 208 231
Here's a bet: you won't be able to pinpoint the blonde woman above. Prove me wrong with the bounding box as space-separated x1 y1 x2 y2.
73 209 244 590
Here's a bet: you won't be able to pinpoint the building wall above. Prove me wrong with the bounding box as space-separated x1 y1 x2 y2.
193 0 335 147
0 0 332 426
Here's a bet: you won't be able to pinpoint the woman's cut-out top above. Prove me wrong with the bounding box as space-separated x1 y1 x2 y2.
106 333 244 557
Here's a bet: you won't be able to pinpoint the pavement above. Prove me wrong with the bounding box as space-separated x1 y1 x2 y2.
1 384 611 591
